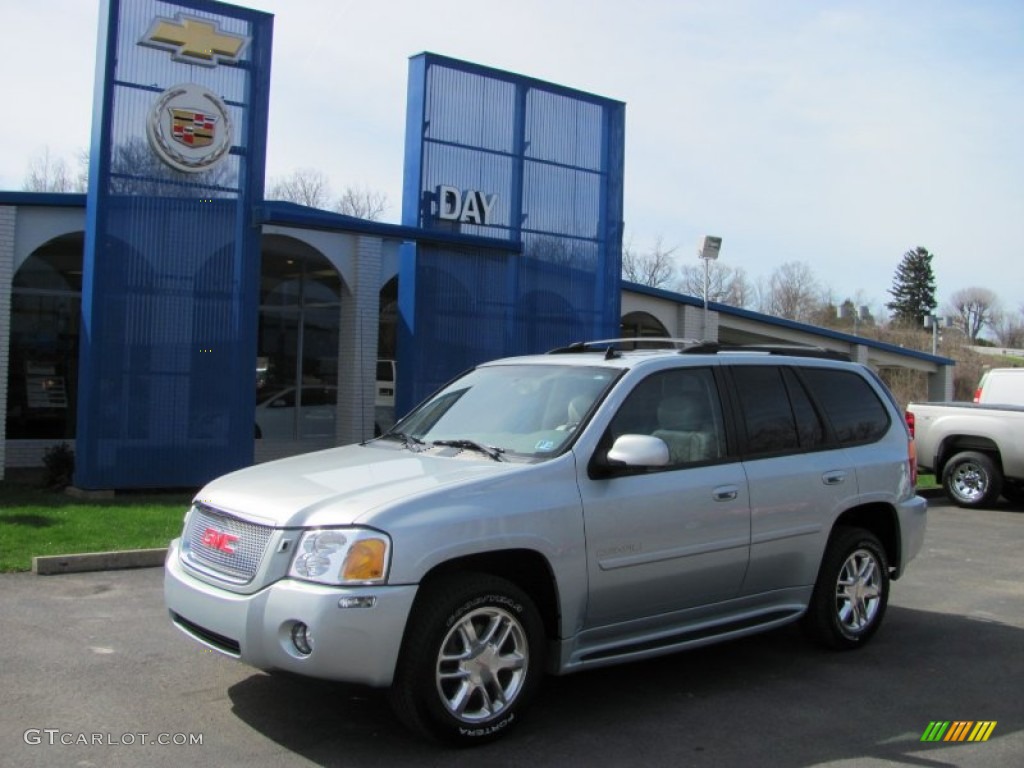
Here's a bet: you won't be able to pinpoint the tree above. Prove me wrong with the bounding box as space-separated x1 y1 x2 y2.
678 262 752 308
335 185 388 220
268 168 389 220
267 168 333 209
23 147 87 193
990 309 1024 348
944 287 998 342
621 236 677 289
757 261 821 322
887 247 937 327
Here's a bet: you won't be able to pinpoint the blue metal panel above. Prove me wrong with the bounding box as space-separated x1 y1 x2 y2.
75 0 272 489
398 54 625 414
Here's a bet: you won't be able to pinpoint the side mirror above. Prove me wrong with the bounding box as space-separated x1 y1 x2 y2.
591 434 670 478
608 434 670 466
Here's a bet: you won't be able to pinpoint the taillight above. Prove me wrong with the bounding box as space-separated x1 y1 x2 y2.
904 410 915 438
973 388 982 403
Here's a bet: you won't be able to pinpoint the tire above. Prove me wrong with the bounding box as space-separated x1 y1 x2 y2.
389 573 545 745
803 527 889 650
942 451 1002 508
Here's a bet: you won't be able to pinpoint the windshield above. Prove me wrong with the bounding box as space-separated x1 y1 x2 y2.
387 364 618 459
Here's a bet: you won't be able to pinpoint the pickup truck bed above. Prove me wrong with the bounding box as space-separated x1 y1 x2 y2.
907 401 1024 507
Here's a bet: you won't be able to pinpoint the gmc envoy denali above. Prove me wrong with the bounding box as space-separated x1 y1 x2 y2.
165 340 926 744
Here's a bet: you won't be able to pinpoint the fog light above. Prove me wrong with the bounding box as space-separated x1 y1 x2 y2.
291 622 314 656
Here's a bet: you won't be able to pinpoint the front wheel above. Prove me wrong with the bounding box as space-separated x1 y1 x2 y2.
942 451 1002 508
390 573 545 745
803 527 889 650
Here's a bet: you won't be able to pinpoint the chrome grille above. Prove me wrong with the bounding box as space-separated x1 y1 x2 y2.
181 504 273 584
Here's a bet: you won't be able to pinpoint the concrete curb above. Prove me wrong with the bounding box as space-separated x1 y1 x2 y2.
33 548 168 576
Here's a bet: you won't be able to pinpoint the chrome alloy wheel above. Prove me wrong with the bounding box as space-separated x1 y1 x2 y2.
948 460 988 504
835 548 882 634
435 606 528 723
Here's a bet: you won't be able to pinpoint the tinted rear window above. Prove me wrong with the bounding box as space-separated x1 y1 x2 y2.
799 368 890 445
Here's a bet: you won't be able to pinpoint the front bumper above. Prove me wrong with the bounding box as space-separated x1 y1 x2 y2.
164 539 417 687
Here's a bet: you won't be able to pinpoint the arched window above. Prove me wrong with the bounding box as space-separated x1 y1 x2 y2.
621 311 669 339
6 235 83 439
256 237 341 440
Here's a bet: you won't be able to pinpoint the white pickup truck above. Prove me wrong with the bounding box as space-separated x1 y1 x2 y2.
906 400 1024 507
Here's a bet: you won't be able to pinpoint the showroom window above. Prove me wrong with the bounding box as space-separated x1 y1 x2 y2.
257 244 341 439
5 238 83 439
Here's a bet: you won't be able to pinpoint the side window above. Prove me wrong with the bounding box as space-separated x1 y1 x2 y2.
606 368 725 467
781 368 827 449
799 368 890 445
731 366 800 455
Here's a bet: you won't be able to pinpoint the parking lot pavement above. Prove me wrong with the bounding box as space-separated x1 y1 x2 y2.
1 499 1021 768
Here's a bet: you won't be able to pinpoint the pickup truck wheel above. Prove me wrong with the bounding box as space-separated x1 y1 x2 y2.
803 527 889 650
943 451 1002 508
389 573 545 745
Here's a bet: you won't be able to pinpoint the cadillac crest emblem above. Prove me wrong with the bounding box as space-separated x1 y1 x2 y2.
147 83 233 173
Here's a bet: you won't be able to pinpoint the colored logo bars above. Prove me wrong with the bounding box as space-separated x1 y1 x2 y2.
920 721 997 743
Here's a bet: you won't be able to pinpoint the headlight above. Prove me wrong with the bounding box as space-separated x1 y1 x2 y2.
287 529 391 585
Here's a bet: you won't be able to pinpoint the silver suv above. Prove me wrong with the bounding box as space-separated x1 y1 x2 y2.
164 341 926 744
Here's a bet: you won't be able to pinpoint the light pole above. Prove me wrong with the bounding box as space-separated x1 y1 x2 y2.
697 236 722 341
924 314 950 356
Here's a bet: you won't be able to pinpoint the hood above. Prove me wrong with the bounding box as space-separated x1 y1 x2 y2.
196 443 519 528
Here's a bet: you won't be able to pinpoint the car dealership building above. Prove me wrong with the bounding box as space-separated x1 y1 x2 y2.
0 0 953 488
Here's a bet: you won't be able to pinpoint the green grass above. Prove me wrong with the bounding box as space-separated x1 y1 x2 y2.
0 482 194 572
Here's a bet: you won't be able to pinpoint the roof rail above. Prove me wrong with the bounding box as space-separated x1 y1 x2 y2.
547 338 702 355
547 339 852 361
681 342 851 361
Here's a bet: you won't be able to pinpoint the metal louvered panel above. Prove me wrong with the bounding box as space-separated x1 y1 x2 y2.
181 504 273 584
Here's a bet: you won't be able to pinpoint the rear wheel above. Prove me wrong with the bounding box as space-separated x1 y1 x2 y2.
390 573 545 745
803 527 889 650
942 451 1002 508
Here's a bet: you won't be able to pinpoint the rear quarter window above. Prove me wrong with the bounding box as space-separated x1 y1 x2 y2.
799 368 890 445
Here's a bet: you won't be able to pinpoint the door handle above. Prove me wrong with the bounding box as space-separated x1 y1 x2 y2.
712 485 739 501
822 471 847 486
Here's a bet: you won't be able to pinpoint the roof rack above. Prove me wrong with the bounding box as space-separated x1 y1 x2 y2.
547 338 702 359
680 342 851 361
547 339 852 362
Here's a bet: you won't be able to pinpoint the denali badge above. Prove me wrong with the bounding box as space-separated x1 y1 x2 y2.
201 528 238 554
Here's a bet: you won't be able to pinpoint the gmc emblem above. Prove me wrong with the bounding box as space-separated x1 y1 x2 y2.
201 527 239 554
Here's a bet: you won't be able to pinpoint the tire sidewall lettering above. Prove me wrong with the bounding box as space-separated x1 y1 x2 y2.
446 594 524 629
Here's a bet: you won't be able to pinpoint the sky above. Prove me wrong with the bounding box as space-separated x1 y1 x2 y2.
3 0 1022 316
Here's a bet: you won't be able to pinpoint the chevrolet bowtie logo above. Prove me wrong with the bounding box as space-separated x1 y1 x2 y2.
139 13 249 68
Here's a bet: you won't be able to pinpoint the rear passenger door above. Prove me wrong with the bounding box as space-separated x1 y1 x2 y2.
577 367 751 632
727 363 859 596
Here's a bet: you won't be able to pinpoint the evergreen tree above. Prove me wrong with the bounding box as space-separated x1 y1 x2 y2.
887 247 937 326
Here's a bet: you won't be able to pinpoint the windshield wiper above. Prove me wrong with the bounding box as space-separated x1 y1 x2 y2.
432 439 505 462
383 431 427 451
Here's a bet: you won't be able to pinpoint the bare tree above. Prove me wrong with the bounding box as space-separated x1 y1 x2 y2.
335 185 388 221
990 308 1024 348
678 262 752 308
267 168 333 209
757 261 821 322
945 286 998 341
621 236 677 289
24 147 86 193
268 169 389 220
